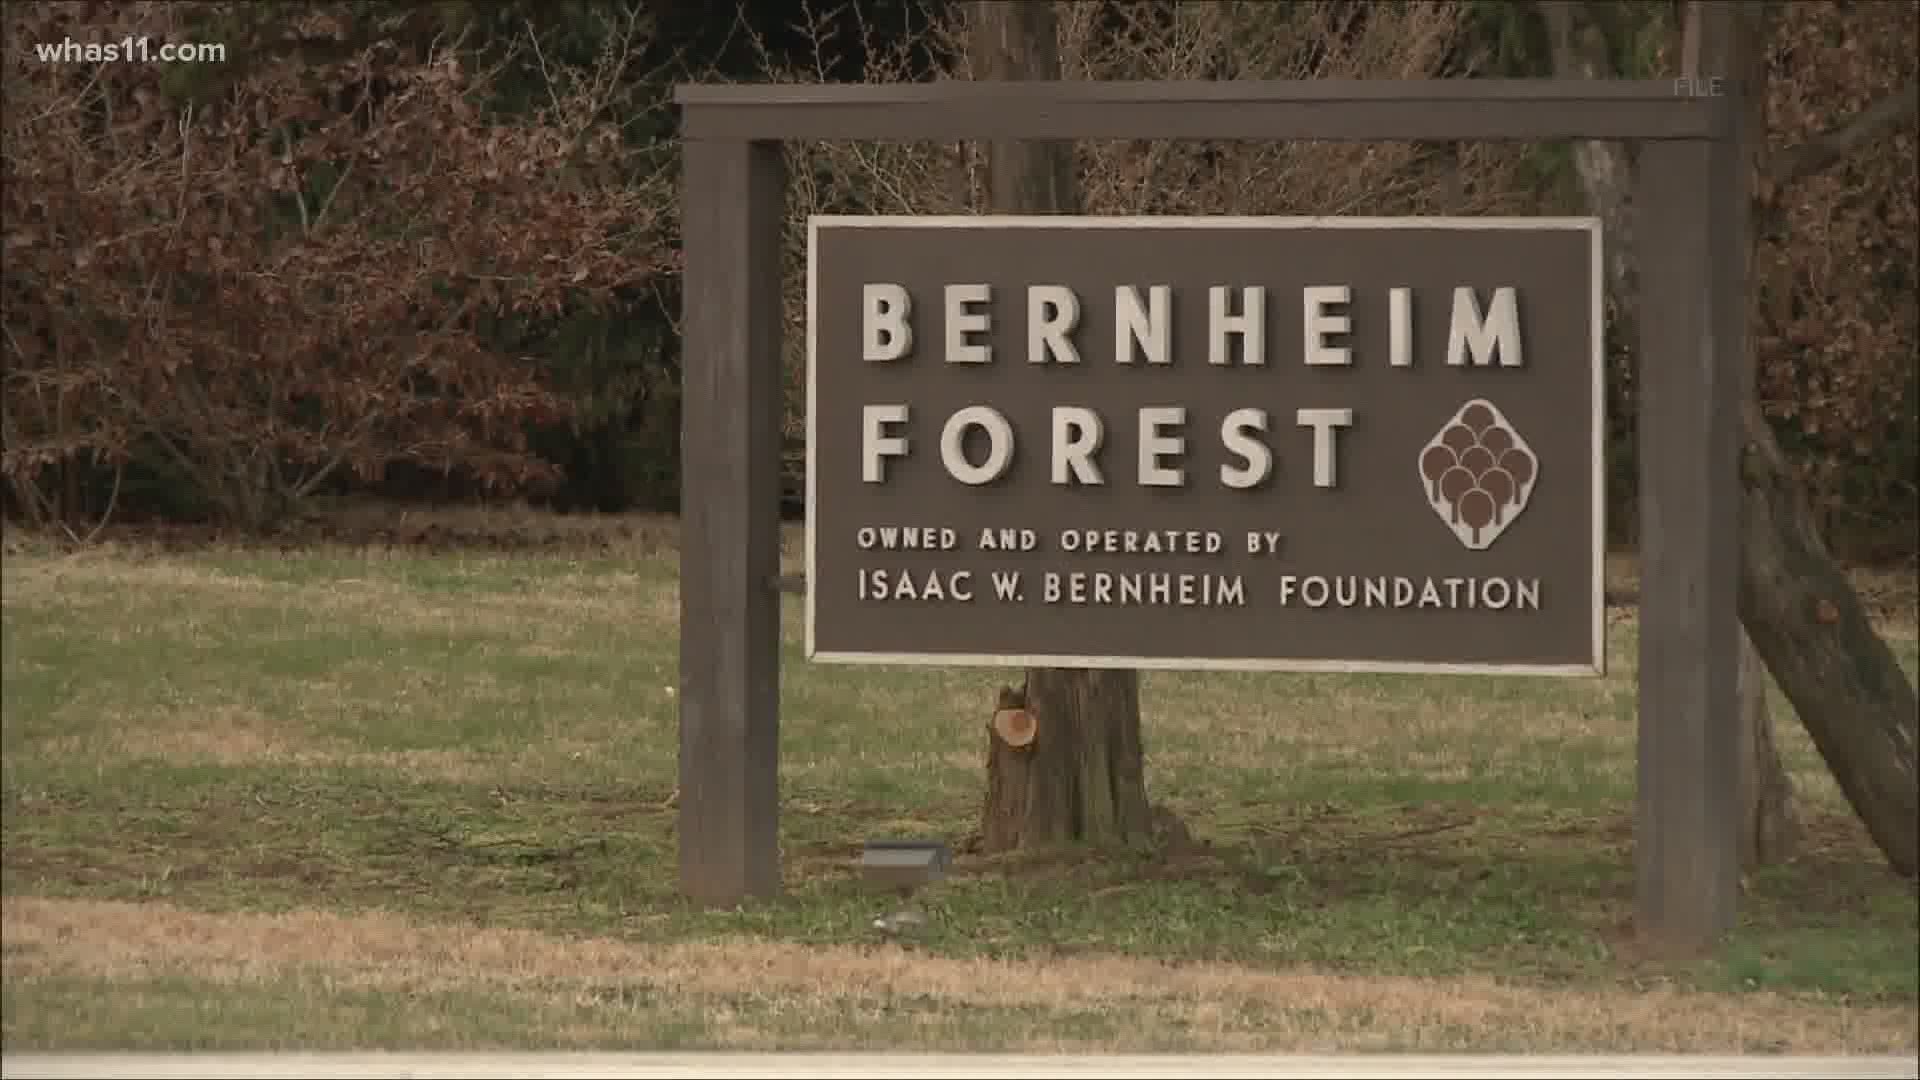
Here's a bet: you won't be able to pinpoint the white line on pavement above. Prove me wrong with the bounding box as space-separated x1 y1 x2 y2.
4 1054 1917 1080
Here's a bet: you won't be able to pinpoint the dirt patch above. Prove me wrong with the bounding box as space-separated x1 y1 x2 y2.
3 896 1911 1053
4 546 679 646
36 703 348 768
29 701 634 786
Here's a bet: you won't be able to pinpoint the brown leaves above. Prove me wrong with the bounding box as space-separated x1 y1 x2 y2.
3 0 676 527
1750 2 1919 525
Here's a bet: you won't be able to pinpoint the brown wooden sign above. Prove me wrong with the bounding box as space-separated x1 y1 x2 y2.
679 79 1744 950
806 216 1604 675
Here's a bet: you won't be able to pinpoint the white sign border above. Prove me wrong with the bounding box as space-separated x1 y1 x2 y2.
803 215 1607 678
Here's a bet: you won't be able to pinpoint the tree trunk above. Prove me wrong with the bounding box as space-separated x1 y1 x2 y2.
1542 0 1797 869
970 0 1152 853
1736 644 1797 867
1541 0 1916 877
1738 398 1918 877
982 686 1040 852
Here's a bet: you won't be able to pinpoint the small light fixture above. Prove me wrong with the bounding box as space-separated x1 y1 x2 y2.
860 838 950 895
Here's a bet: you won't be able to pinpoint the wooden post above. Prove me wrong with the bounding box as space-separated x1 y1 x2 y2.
1633 115 1744 948
1683 0 1798 870
677 137 786 905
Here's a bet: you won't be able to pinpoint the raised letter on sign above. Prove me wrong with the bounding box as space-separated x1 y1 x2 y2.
1219 408 1272 489
1296 408 1353 488
1138 406 1188 487
1051 406 1105 485
1114 285 1171 365
1208 286 1266 366
1447 286 1523 367
863 284 912 362
1029 286 1082 364
946 284 992 364
940 405 1014 485
1302 285 1352 366
1389 287 1413 367
862 404 909 483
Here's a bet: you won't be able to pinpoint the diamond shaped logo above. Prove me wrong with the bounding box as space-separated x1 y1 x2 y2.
1418 399 1539 551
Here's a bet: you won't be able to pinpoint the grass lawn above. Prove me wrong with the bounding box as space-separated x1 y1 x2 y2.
2 514 1916 1053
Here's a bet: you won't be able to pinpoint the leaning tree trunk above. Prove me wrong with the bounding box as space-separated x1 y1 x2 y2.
1542 0 1917 878
1543 0 1798 868
1696 0 1916 877
970 0 1152 853
1737 399 1918 877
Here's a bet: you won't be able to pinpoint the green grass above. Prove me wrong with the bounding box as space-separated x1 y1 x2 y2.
7 970 1858 1056
2 522 1916 1052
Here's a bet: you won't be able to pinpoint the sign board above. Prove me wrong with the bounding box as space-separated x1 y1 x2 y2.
804 216 1604 675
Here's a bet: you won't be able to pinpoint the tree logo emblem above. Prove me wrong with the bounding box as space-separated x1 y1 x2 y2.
1418 399 1539 551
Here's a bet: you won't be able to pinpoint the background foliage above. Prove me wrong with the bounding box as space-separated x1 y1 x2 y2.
3 0 1913 560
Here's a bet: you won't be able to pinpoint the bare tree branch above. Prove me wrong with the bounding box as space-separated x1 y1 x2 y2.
65 462 123 546
1538 1 1643 320
1768 80 1919 191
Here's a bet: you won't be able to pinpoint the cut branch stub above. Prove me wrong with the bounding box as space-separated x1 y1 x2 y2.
992 706 1037 748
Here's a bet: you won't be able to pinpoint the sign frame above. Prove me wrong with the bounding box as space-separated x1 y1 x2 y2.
803 213 1608 677
673 76 1747 952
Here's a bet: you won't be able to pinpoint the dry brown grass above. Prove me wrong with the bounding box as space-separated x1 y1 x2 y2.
37 702 349 767
1 550 676 632
5 897 1914 1053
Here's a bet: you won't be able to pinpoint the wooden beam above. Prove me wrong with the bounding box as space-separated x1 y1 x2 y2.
677 137 786 906
671 68 1753 940
1633 128 1745 948
674 79 1728 142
